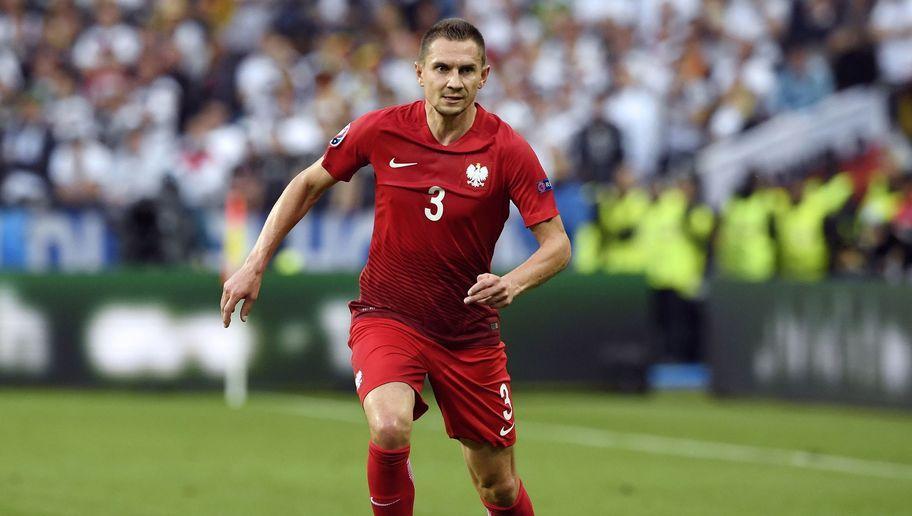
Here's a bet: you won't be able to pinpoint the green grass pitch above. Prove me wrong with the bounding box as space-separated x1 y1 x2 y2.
1 389 910 515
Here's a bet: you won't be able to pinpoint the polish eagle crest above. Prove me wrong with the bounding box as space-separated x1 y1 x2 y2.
466 163 488 188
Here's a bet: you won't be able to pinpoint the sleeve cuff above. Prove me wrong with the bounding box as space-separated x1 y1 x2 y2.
321 154 351 182
522 208 560 228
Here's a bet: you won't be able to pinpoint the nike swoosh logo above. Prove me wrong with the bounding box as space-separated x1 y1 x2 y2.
370 497 401 507
389 158 418 168
499 424 515 437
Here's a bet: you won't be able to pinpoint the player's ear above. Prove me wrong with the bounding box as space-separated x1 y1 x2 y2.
415 61 424 86
479 64 491 89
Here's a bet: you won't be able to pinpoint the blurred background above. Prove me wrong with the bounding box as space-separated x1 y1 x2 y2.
1 1 912 515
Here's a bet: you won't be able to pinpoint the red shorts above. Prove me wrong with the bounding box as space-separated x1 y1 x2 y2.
349 317 517 448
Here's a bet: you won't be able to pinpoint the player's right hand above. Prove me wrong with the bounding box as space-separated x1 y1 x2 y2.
221 264 263 328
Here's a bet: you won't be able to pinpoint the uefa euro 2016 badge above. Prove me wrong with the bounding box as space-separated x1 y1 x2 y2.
329 122 351 147
466 163 488 188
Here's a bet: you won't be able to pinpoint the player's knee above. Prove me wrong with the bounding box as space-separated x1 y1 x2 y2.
476 473 518 506
369 415 412 449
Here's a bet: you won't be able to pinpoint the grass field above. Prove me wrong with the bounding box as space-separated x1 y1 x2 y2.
1 389 911 516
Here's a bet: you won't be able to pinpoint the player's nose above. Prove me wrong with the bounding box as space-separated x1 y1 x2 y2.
446 71 463 89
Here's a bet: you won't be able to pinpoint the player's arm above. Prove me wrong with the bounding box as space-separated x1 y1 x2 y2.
464 215 571 309
221 157 338 327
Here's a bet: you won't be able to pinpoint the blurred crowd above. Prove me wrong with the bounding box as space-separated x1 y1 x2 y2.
2 0 912 275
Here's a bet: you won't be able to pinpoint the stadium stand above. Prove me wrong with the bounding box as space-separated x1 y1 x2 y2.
1 0 912 281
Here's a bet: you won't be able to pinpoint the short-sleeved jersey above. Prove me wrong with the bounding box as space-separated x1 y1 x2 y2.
322 100 559 348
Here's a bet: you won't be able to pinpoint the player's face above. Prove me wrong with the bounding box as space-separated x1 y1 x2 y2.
416 38 490 117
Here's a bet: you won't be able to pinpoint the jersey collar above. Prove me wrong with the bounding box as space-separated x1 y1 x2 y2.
416 100 494 153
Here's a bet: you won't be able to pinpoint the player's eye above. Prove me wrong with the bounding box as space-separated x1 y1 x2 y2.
435 65 448 72
459 67 475 75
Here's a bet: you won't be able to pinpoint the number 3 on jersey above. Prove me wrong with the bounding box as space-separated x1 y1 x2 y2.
424 186 445 221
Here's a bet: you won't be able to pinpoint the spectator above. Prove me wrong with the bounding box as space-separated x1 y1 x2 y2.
72 0 142 72
171 100 245 209
786 0 842 45
773 42 834 112
884 173 912 277
127 46 182 141
665 29 714 157
0 47 22 105
151 0 212 82
49 135 112 208
41 0 83 53
46 68 96 142
571 110 625 185
243 86 323 160
827 0 878 90
870 0 912 88
1 94 54 205
102 128 168 209
603 64 663 177
235 30 309 117
242 85 324 208
0 0 44 57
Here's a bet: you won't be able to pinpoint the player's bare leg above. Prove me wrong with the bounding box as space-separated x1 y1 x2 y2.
460 439 534 515
362 382 416 515
364 382 415 448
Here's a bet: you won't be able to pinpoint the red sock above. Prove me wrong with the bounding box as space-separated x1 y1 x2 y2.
482 479 534 516
367 441 415 516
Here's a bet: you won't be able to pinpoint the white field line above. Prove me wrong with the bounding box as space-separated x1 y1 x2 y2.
519 422 912 482
260 396 912 482
265 398 365 424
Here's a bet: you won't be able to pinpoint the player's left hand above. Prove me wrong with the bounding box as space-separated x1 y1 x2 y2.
464 273 516 309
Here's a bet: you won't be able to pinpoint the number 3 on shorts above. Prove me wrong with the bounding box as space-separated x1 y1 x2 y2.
424 186 445 221
500 383 513 420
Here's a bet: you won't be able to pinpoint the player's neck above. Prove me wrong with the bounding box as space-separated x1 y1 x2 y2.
424 101 476 146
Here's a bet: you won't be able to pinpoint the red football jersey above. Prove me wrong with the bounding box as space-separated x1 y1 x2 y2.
321 100 559 348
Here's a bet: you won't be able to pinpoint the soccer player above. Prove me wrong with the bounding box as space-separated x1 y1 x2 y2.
220 18 571 516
